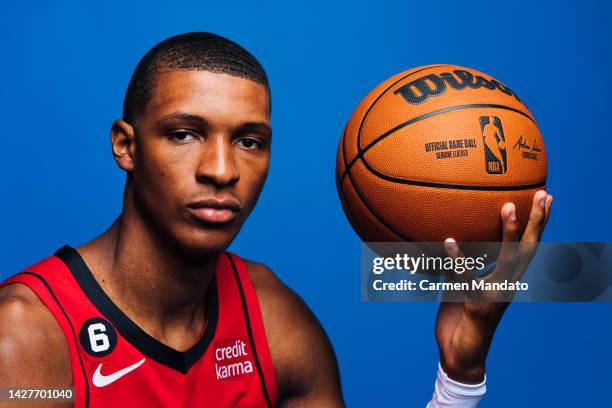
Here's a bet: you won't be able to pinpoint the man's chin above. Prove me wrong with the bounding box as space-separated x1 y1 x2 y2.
172 228 239 258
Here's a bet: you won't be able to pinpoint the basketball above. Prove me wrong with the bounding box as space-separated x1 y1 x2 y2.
336 65 547 242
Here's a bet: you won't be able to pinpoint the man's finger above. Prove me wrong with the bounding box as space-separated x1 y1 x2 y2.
514 193 553 276
501 202 520 243
521 190 548 243
444 238 464 259
443 238 477 291
544 194 553 225
493 202 520 281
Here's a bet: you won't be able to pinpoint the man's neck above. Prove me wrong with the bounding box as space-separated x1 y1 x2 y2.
77 210 218 352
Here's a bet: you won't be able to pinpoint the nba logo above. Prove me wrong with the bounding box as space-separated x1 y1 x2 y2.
480 116 507 174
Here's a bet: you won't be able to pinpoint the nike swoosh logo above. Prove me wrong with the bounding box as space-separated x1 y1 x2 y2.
92 358 146 387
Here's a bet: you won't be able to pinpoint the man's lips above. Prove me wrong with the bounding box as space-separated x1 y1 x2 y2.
186 198 242 224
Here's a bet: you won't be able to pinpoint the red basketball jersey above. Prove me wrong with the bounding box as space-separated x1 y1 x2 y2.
0 246 278 407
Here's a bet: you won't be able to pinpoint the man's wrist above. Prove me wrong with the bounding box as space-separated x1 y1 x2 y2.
440 361 485 385
426 363 486 408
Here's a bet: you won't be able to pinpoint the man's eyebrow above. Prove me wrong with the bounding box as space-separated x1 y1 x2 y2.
156 112 271 136
156 112 208 127
234 122 272 137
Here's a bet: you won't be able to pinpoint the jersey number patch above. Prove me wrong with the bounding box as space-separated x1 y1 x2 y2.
79 318 118 357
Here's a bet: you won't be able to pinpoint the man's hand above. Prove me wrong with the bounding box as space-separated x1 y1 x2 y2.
434 190 553 384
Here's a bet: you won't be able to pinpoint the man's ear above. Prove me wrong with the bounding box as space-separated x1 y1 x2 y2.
111 119 136 172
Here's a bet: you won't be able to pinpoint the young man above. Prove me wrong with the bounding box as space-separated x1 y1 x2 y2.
0 33 552 407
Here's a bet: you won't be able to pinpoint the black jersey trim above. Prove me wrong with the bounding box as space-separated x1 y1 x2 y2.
18 271 90 408
54 245 218 374
226 253 273 408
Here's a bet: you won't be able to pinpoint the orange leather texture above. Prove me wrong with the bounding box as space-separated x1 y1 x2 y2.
336 65 547 242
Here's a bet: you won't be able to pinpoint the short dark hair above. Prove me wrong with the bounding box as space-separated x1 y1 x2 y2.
122 32 270 123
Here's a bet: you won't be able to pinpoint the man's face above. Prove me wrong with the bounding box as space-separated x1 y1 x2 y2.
127 70 271 255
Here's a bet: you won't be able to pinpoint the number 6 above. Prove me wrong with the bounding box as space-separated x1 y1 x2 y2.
88 323 110 352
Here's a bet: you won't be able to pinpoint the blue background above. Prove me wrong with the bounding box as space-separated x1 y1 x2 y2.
1 1 610 406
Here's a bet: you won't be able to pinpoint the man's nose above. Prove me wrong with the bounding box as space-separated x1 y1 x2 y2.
195 136 240 187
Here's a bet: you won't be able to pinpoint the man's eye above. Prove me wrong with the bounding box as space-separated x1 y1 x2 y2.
238 138 261 149
168 131 197 142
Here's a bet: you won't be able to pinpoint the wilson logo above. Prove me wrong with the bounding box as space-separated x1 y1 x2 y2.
393 69 520 105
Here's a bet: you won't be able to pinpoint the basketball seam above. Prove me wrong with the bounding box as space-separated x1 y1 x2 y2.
340 112 409 240
337 127 359 229
343 103 543 190
360 155 547 190
339 101 535 189
352 64 449 164
342 169 410 241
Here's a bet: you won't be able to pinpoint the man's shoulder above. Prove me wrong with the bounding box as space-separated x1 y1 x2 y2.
0 283 50 329
240 258 343 405
240 257 320 350
0 283 71 386
241 259 283 292
241 258 311 323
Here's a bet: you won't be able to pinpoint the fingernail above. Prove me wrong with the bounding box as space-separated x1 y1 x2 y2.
444 238 458 254
509 205 516 221
540 195 546 208
548 194 553 204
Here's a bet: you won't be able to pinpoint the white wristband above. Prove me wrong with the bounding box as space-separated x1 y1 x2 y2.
426 363 486 408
